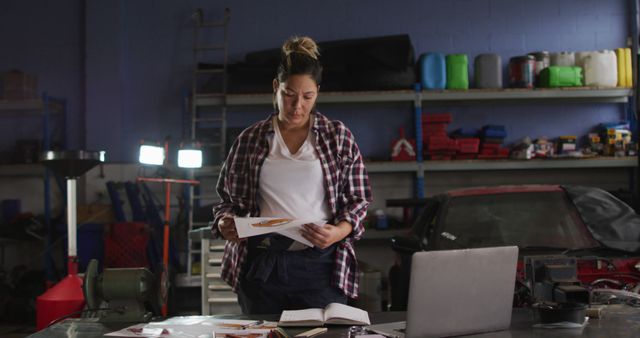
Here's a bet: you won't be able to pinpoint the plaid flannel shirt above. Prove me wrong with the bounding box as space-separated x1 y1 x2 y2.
212 112 372 299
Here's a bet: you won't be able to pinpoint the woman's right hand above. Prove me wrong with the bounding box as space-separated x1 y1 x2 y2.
218 216 242 242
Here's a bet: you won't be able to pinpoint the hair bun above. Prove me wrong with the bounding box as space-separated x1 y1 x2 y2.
282 36 320 60
276 36 323 85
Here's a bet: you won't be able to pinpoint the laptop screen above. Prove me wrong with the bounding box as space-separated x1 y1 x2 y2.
405 246 518 338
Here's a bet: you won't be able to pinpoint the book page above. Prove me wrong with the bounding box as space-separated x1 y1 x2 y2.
279 308 325 325
323 303 371 325
105 319 278 337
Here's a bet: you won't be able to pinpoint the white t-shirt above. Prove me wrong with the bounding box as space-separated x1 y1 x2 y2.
258 116 331 229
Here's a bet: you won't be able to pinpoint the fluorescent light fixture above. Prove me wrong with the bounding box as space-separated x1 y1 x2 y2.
177 148 203 168
139 144 165 165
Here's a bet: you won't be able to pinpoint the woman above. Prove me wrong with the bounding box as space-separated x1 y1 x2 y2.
212 36 372 314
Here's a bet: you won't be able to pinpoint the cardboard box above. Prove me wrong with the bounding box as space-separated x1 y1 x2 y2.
77 204 116 224
2 70 38 100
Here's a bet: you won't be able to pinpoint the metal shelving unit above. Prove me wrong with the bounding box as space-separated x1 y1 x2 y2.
0 98 64 111
0 164 46 177
187 78 637 307
193 87 636 177
181 3 639 316
191 157 637 175
366 157 638 173
194 87 633 106
186 75 639 321
0 94 67 282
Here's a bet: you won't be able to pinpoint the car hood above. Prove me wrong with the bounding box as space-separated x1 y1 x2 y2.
564 185 640 253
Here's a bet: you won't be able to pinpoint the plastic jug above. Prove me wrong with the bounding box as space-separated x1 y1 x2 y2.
508 55 535 88
575 51 592 69
528 51 550 86
550 52 576 66
583 50 617 87
446 54 469 89
539 66 583 87
474 54 502 89
528 51 550 75
616 48 627 87
616 48 633 87
624 48 632 87
419 53 447 89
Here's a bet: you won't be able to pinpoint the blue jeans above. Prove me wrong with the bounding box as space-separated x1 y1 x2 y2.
237 235 347 314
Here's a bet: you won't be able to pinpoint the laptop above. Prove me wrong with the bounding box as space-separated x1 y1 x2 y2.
367 246 518 338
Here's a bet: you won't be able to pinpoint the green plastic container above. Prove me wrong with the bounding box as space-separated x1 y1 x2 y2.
539 66 583 87
446 54 469 89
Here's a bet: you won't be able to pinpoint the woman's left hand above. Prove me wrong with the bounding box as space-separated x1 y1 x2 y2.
300 221 352 249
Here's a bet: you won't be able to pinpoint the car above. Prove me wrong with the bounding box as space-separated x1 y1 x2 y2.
387 185 640 310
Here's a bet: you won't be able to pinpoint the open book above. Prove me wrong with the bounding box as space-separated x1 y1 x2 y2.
213 320 279 338
278 303 370 327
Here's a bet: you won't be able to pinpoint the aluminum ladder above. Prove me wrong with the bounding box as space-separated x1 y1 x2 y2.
179 8 231 296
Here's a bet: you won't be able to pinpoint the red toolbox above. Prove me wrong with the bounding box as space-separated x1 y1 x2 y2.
427 137 458 151
457 138 480 154
422 113 453 124
455 153 478 160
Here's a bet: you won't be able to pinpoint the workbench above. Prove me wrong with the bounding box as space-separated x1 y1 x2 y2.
27 304 640 338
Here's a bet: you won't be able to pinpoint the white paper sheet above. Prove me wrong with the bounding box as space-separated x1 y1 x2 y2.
234 217 322 247
105 319 278 338
533 316 589 329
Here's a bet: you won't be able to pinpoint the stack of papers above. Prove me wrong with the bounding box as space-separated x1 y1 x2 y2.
235 217 324 247
105 318 278 338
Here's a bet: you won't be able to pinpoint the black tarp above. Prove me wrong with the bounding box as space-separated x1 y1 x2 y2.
564 185 640 253
203 34 417 93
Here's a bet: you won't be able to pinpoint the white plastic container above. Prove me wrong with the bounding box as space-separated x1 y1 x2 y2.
583 50 618 87
575 51 593 69
550 52 575 66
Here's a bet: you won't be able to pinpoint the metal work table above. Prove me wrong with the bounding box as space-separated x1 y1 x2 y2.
27 305 640 338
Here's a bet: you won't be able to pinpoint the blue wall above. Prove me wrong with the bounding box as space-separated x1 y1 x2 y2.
0 0 83 157
2 0 632 162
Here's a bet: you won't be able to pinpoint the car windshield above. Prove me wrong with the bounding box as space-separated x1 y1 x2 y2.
434 191 601 250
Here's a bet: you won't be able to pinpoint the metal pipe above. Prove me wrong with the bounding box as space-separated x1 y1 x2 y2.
414 84 425 198
163 182 171 268
67 178 77 275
